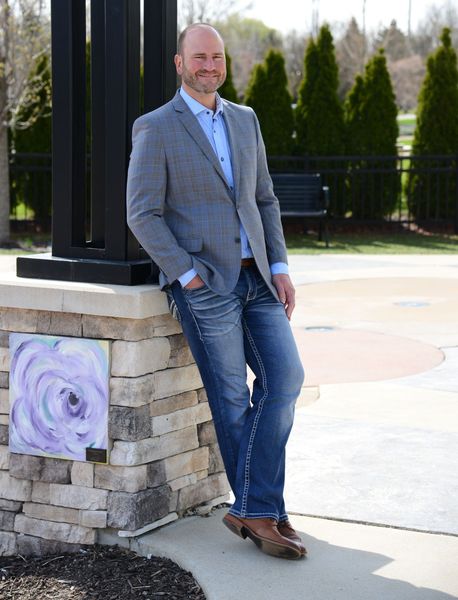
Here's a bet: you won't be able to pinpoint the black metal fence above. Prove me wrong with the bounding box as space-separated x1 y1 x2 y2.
9 152 458 232
9 152 52 230
269 154 458 231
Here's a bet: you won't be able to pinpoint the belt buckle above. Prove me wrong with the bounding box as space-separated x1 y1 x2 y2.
241 258 255 268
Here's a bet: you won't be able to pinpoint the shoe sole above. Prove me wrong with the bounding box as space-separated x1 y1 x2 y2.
277 528 307 556
223 516 303 560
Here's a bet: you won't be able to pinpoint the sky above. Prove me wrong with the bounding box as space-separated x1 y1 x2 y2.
244 0 436 34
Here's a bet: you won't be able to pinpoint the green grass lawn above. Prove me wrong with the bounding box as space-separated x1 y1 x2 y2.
2 231 457 256
286 231 458 254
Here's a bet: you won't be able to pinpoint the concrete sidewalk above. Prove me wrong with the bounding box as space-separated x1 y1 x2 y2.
135 254 458 599
132 508 458 600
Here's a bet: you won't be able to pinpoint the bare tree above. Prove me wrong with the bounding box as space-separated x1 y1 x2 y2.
373 20 410 61
283 30 309 101
389 54 425 110
178 0 252 28
0 0 49 245
413 0 458 57
335 18 367 100
215 14 283 98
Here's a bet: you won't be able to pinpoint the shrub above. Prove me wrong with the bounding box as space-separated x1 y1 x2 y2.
244 49 294 156
219 52 238 102
295 26 346 215
408 28 458 220
345 50 399 219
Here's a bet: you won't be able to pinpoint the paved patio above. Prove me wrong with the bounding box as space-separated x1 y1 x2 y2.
137 254 458 599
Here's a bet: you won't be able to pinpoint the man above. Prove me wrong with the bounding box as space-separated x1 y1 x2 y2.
127 23 305 560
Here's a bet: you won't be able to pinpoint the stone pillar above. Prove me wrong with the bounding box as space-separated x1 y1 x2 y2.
0 269 229 556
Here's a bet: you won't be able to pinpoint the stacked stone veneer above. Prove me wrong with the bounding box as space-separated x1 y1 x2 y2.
0 283 229 557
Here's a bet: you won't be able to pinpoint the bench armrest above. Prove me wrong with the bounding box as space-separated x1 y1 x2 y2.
322 186 330 210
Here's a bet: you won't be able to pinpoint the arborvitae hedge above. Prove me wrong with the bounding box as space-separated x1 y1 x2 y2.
11 54 52 222
359 50 398 156
219 52 238 102
345 50 399 219
295 38 319 155
244 49 294 156
295 25 344 157
408 28 458 220
344 74 365 155
295 26 346 215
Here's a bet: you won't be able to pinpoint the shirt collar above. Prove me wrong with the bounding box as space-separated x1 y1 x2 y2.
179 86 224 117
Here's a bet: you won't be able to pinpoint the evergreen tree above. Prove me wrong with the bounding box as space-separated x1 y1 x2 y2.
295 38 319 154
295 25 345 157
344 74 365 216
344 50 399 218
295 25 346 215
11 54 52 222
360 50 398 156
219 52 238 102
244 49 294 156
408 28 458 219
344 74 365 155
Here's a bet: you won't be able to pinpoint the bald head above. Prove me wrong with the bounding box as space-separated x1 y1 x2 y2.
177 23 225 56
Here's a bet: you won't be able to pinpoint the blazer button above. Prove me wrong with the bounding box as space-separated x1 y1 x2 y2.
235 237 241 243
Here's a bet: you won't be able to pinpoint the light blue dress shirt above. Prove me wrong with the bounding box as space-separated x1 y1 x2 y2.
177 87 288 286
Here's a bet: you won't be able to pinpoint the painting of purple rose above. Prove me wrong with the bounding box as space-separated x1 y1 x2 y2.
9 333 109 462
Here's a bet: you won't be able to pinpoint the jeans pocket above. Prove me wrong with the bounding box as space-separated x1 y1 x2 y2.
165 286 182 324
182 283 207 295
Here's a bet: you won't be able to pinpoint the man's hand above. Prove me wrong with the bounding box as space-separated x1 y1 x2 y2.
184 274 205 290
272 273 295 320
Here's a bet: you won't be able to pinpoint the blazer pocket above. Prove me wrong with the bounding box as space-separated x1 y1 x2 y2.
176 237 203 253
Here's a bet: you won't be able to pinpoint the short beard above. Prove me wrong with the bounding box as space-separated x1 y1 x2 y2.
181 67 226 94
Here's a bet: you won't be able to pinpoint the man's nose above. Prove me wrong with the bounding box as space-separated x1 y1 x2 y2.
202 57 216 70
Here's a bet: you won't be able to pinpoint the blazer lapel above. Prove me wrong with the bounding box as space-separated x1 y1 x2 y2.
172 92 230 191
221 101 242 202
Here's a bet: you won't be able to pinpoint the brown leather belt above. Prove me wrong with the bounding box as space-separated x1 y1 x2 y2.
241 258 256 267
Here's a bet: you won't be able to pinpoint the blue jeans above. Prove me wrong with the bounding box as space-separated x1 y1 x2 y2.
167 266 304 520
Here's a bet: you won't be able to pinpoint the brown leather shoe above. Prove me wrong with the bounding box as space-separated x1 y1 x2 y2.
222 513 303 560
278 520 307 556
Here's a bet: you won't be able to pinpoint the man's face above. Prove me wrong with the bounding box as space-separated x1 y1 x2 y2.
175 27 227 95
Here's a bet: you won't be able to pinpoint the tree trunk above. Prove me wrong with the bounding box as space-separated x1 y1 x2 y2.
0 77 10 245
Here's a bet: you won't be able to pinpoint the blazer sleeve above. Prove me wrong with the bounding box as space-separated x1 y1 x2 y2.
126 115 194 283
251 111 288 266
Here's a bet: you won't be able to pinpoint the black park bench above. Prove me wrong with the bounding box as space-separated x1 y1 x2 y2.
271 173 330 248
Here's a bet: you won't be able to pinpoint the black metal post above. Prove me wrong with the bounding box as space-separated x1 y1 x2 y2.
50 0 87 255
17 0 177 285
90 0 106 248
144 0 178 113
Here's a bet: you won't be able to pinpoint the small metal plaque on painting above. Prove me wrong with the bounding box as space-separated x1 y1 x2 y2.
86 448 108 463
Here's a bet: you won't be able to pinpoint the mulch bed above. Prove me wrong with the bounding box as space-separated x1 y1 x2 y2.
0 544 206 599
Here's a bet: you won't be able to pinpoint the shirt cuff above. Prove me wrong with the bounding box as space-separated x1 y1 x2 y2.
270 262 289 275
178 268 198 287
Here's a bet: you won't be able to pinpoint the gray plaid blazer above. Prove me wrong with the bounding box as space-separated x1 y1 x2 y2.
126 91 288 297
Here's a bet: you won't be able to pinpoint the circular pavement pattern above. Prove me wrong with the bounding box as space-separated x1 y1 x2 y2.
292 278 453 386
292 328 444 386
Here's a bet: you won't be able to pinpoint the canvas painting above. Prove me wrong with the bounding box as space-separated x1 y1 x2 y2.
9 333 110 463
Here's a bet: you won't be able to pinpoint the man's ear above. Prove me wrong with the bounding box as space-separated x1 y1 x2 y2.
174 54 183 75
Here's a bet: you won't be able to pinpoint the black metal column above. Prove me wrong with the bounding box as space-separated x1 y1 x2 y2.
90 0 106 248
144 0 178 113
17 0 177 285
50 0 87 255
